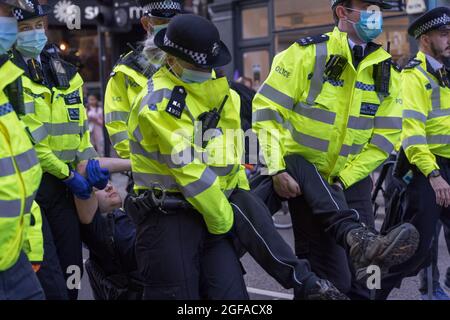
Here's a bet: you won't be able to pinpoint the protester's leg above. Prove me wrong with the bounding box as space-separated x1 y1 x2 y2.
200 233 249 300
0 252 45 300
135 210 203 300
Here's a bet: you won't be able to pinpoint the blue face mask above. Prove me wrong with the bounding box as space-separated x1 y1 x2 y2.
346 8 383 43
16 29 48 58
181 68 212 84
0 17 18 55
153 23 168 35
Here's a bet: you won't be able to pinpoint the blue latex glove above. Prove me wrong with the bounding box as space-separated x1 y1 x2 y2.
86 159 110 190
64 170 92 200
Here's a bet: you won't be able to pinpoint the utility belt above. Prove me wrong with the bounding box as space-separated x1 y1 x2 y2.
124 184 193 225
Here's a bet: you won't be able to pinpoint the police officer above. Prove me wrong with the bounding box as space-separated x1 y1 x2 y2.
378 6 450 299
105 0 183 159
0 0 44 300
252 0 420 298
10 0 109 300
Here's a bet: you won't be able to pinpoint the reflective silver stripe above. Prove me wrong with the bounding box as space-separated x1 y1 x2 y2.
82 120 89 133
252 109 284 124
402 135 427 149
105 111 129 123
428 135 450 145
210 165 235 176
15 149 38 173
77 147 98 161
0 199 21 217
24 102 35 114
403 110 427 122
0 157 15 177
31 125 48 143
374 117 402 130
224 189 235 198
371 134 394 154
339 143 365 157
293 103 335 125
428 109 450 119
133 127 143 142
45 122 81 136
347 116 373 130
140 88 173 112
133 172 179 190
285 122 329 152
54 149 77 161
130 141 198 169
24 192 36 213
110 131 129 145
305 42 328 105
257 84 294 111
417 66 441 110
181 167 217 198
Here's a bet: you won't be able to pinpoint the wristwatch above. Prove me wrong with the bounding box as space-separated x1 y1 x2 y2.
428 170 441 179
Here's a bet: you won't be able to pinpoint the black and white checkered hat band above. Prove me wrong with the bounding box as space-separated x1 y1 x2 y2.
164 35 208 65
13 8 24 20
143 1 181 12
414 13 450 37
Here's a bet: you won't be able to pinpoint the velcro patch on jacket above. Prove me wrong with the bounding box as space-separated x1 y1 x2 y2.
360 103 379 116
67 108 80 121
64 91 82 105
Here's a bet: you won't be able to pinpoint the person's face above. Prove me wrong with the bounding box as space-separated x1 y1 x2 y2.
140 15 170 34
18 16 45 32
422 28 450 61
87 95 98 107
336 1 382 27
95 182 122 214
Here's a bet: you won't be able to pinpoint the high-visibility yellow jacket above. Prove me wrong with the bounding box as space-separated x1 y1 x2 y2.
10 49 97 179
128 67 248 234
253 27 402 188
0 57 42 271
401 51 450 176
23 201 44 264
105 49 157 159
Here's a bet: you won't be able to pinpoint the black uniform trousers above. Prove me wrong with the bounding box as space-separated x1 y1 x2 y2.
135 204 248 300
35 173 83 300
377 156 450 299
252 155 363 294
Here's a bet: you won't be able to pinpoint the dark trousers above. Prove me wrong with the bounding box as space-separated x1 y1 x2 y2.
229 189 319 298
377 156 450 299
135 207 248 300
35 173 83 300
252 155 361 294
36 213 69 300
418 223 441 294
0 252 45 300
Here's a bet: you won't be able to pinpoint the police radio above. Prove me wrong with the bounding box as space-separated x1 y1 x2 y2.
324 55 348 81
5 78 25 116
373 42 391 97
198 95 229 149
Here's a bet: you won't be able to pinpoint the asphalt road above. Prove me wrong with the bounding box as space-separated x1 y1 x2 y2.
77 174 450 300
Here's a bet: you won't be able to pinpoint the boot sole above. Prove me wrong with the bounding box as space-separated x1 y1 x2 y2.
355 224 419 281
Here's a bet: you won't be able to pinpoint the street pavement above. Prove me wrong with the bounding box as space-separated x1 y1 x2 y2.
77 173 450 300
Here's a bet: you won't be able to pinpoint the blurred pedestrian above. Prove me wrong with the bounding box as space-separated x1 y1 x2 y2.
86 93 105 156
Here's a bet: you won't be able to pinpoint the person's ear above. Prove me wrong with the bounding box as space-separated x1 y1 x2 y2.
141 16 152 33
335 5 348 21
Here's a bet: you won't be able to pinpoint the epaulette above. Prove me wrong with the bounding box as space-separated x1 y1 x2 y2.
403 59 421 70
116 47 157 78
296 34 329 46
0 54 9 68
391 61 402 72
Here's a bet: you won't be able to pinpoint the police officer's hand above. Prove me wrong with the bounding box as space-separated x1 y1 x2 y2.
86 159 110 190
429 175 450 207
63 170 93 200
273 172 302 199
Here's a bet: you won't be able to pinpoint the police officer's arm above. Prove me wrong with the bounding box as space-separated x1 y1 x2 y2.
23 201 44 270
104 73 131 159
252 44 309 175
137 107 234 235
338 69 403 188
401 70 439 176
77 88 98 162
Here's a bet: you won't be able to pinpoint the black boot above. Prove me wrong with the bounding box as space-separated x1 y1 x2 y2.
346 223 420 280
302 279 350 300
